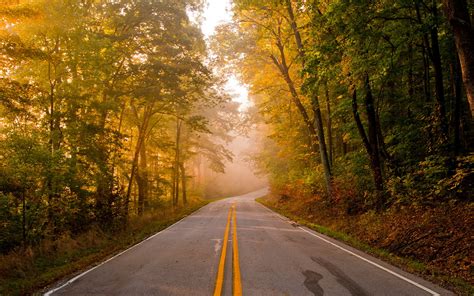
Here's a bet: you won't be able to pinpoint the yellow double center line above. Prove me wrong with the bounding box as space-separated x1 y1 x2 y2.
232 204 242 296
213 204 242 296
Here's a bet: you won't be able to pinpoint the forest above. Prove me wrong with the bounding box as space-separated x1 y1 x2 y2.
0 0 243 251
0 0 473 294
0 1 246 292
216 0 473 292
218 0 473 205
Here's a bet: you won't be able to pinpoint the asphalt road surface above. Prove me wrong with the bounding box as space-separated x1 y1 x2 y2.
45 188 453 296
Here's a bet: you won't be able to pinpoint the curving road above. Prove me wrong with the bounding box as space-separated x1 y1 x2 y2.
45 188 453 296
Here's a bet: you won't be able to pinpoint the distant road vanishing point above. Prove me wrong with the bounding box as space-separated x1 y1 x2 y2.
45 188 453 296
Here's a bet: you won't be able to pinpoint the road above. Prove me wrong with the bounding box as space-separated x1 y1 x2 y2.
45 189 453 296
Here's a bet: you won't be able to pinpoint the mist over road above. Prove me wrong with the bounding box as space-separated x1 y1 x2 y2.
46 189 452 296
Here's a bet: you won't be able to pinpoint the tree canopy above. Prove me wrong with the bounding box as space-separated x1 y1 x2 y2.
1 0 473 262
214 0 473 209
0 0 240 251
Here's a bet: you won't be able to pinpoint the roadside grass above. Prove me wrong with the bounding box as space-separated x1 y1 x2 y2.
0 199 212 295
256 196 474 296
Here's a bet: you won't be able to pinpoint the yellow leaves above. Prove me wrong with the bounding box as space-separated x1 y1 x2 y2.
340 54 353 78
342 133 351 143
103 27 115 36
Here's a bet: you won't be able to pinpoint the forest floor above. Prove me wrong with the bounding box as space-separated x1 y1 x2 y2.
258 193 474 296
0 199 211 295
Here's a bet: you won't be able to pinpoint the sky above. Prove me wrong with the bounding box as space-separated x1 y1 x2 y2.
201 0 251 111
201 0 233 37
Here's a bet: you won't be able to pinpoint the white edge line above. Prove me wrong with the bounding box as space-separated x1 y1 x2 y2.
43 204 209 296
256 202 441 296
298 227 440 296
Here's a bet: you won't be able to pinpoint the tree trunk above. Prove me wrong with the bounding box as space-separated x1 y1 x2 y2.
180 162 187 205
451 55 463 154
125 104 153 217
429 3 449 138
283 0 332 195
22 190 26 247
46 55 63 230
408 42 414 101
284 0 305 62
325 83 333 166
311 95 333 193
364 76 384 193
352 79 384 197
422 44 432 102
171 166 176 207
173 118 182 207
342 140 348 156
271 52 332 194
415 0 433 103
443 0 474 116
352 90 372 154
136 141 148 216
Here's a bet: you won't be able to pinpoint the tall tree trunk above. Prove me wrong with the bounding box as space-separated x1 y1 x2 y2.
325 82 333 166
443 0 474 116
284 0 304 62
180 162 187 205
422 45 432 102
47 60 55 222
408 42 415 101
364 76 384 193
352 90 371 153
311 95 333 192
415 0 432 102
46 56 61 229
284 0 332 195
125 104 153 217
430 2 449 138
136 141 148 216
270 51 332 194
352 78 384 198
173 118 182 207
96 58 127 220
451 55 463 154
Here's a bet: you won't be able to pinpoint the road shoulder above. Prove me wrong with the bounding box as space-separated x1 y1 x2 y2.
256 196 469 295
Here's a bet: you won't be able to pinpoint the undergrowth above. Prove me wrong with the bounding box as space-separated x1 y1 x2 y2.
257 195 474 296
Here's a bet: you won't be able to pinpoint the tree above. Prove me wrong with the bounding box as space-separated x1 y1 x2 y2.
227 0 332 196
0 0 236 251
443 0 474 116
212 0 473 208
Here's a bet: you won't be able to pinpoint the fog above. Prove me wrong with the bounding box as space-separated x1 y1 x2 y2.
201 130 268 198
192 0 267 198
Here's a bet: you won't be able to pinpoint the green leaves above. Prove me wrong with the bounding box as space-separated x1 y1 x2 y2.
0 0 240 251
226 0 473 208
